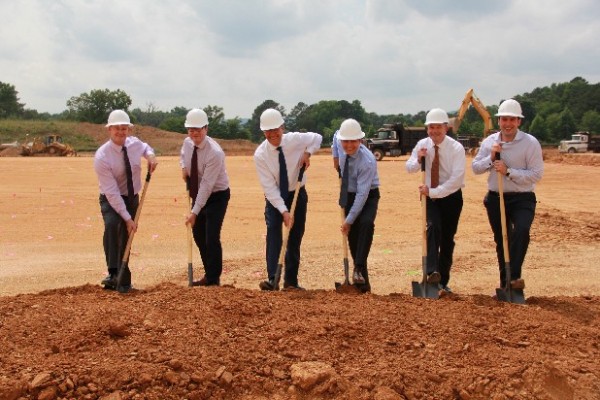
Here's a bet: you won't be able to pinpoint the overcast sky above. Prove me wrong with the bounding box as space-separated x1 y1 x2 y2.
2 0 599 119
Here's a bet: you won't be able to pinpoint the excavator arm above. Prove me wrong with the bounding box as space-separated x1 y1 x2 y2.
450 88 494 137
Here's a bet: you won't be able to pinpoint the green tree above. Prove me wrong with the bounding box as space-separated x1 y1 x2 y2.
529 114 549 142
204 105 227 138
545 113 561 141
286 102 308 131
0 81 25 118
247 100 285 143
580 110 600 133
66 88 132 124
556 107 577 141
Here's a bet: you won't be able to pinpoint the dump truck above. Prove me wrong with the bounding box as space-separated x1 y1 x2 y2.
558 132 600 153
22 135 76 156
365 124 428 161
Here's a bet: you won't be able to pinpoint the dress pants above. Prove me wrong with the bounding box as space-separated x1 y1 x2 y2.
99 194 139 286
192 188 230 284
426 189 463 286
344 188 380 289
484 191 536 287
264 187 308 286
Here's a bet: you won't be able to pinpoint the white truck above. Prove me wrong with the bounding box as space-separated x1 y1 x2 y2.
558 131 600 153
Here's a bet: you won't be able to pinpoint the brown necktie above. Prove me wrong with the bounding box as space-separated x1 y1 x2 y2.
431 145 440 189
122 146 134 211
189 146 199 203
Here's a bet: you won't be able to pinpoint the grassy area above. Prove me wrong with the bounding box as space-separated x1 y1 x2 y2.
0 119 98 152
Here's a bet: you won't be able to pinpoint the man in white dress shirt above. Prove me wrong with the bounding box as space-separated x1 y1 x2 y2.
406 108 465 294
254 108 322 291
94 110 158 290
180 108 230 286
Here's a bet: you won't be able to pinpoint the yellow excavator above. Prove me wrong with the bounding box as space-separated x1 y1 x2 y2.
449 88 494 138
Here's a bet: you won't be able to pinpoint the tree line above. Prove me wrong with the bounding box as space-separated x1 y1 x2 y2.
2 77 599 144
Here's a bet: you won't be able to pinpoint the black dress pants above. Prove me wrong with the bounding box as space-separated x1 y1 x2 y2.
192 188 230 284
426 189 463 287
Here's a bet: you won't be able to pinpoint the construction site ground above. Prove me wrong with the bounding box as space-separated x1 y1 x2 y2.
1 148 599 399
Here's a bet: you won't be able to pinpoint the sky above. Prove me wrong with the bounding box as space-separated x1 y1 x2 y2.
2 0 600 119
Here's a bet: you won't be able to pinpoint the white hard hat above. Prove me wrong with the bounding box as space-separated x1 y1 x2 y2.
185 108 209 128
496 99 524 118
106 110 132 127
425 108 449 125
337 118 365 140
260 108 285 131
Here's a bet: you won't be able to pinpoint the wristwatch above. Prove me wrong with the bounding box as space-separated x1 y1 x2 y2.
506 168 512 177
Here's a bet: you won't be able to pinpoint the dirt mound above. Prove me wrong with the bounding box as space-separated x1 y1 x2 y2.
543 148 600 167
0 146 23 157
1 284 598 400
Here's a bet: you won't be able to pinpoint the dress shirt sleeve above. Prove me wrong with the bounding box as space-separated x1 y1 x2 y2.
331 132 339 158
429 143 466 199
179 142 186 170
405 141 424 173
94 156 131 221
345 159 377 225
509 138 544 186
192 148 225 214
254 152 287 214
472 136 495 175
304 131 323 154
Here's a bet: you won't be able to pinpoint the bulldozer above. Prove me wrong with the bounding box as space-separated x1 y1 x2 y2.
21 134 76 156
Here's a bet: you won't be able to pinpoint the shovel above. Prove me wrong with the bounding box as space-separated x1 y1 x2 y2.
412 156 440 299
335 168 360 294
272 166 306 291
186 178 194 287
494 153 525 304
116 170 151 294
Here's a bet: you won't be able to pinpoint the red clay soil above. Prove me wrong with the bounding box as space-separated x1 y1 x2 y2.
1 284 599 400
1 133 600 399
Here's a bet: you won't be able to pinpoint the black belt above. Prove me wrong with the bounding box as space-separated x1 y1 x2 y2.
99 193 138 202
488 190 530 197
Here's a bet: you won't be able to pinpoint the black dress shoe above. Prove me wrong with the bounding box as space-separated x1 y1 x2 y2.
193 276 220 286
101 275 116 290
259 280 275 291
283 283 305 291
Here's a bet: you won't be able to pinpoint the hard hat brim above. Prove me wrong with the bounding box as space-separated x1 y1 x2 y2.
106 122 133 128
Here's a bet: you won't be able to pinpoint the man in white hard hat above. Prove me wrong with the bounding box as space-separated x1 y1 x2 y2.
254 108 322 291
472 99 544 291
94 110 158 291
335 118 380 293
180 108 230 286
406 108 466 294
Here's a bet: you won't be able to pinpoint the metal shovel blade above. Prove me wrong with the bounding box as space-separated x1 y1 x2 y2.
335 258 360 294
412 281 440 299
495 287 526 304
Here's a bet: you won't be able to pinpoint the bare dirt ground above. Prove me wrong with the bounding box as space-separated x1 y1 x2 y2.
1 143 600 399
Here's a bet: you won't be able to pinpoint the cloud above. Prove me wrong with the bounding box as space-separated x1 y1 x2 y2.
1 0 599 119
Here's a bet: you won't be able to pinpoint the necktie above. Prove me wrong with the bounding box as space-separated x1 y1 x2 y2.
277 146 288 201
339 156 349 208
431 145 440 189
122 146 134 211
189 146 199 203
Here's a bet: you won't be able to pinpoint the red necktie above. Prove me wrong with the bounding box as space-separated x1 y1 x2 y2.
431 145 440 189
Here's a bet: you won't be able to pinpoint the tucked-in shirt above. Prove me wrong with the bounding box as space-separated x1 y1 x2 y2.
472 130 544 192
254 131 322 213
94 136 155 221
406 135 466 199
179 136 230 215
337 142 380 225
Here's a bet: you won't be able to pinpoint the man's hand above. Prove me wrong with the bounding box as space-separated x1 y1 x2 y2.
301 152 311 170
181 168 188 183
126 219 137 235
282 211 293 228
341 222 351 236
185 212 197 228
418 184 430 197
148 156 159 173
